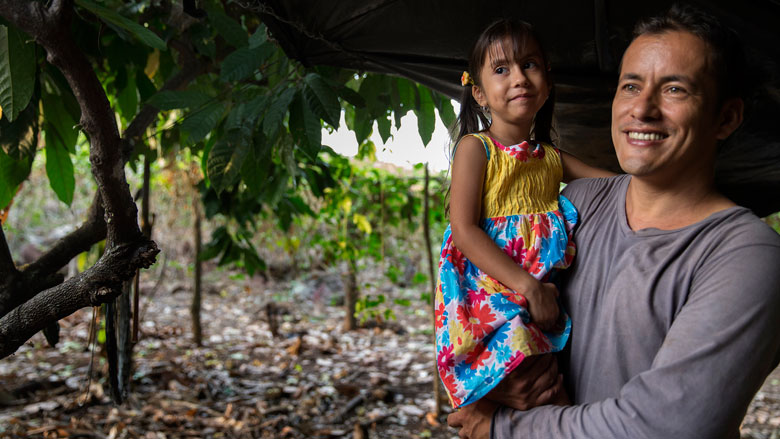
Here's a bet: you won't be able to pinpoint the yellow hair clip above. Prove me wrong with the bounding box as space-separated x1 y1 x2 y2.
461 71 474 86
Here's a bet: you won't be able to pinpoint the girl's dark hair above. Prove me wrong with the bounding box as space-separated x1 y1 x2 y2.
453 19 555 156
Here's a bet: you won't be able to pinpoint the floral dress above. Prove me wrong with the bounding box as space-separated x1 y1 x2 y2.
435 133 577 408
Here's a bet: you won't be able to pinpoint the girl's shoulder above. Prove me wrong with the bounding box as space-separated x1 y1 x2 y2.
455 133 491 161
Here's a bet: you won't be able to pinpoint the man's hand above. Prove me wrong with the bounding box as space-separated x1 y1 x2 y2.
447 399 499 439
487 354 567 410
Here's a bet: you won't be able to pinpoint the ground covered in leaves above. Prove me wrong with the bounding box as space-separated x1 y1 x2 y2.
1 265 779 438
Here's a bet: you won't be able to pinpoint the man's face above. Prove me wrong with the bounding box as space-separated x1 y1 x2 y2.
611 30 730 181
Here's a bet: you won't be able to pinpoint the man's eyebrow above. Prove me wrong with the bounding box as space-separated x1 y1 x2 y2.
659 74 694 86
619 73 694 85
619 73 642 81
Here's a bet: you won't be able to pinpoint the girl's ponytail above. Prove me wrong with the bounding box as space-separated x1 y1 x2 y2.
452 84 490 156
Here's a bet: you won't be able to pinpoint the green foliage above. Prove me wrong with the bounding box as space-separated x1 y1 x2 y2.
0 0 457 296
0 24 36 123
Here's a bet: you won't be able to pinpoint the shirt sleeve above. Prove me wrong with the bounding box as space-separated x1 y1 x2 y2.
492 239 780 438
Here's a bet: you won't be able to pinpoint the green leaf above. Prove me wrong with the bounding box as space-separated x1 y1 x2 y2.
262 87 295 139
220 43 275 82
302 73 341 127
356 140 376 162
289 91 322 160
135 68 156 102
181 101 226 144
435 93 457 129
415 85 435 146
206 128 251 193
75 0 167 50
353 108 373 146
44 137 75 205
0 25 36 122
42 97 79 154
376 114 391 143
117 71 139 119
396 78 418 111
248 25 268 49
0 149 32 210
205 4 248 48
338 85 365 108
147 90 210 110
0 99 38 161
394 298 412 307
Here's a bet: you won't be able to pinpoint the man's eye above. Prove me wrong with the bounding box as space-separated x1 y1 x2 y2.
668 86 685 94
622 84 638 92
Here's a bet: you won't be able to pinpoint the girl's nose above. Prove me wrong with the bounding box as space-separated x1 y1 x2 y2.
512 69 529 86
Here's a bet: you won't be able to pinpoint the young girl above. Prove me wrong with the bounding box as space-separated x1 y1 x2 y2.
435 19 612 409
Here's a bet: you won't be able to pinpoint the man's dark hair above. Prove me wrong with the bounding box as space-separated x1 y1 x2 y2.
633 3 747 104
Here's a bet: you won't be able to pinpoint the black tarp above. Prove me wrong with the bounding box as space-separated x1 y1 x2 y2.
249 0 780 216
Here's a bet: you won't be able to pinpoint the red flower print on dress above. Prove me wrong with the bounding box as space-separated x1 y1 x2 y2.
438 344 455 372
466 343 492 370
467 288 488 306
529 325 552 352
447 246 466 274
503 236 527 264
532 219 551 239
435 301 446 329
501 291 528 307
505 350 526 370
457 303 496 339
523 246 543 276
530 143 546 159
441 372 461 405
496 140 530 162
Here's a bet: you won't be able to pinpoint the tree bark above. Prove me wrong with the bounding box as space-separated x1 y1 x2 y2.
0 0 159 359
343 259 358 331
0 241 157 358
423 164 442 415
192 194 203 346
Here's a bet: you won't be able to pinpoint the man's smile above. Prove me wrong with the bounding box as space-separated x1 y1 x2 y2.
626 131 669 141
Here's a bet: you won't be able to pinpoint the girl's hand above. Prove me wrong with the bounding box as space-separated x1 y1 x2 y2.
521 280 560 330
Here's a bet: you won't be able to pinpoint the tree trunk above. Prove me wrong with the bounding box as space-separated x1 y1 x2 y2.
423 164 442 415
343 259 358 331
0 0 160 359
191 194 203 346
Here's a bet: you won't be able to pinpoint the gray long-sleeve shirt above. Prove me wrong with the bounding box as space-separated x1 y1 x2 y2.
493 175 780 438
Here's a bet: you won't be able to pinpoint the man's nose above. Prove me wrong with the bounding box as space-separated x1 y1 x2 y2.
632 91 661 120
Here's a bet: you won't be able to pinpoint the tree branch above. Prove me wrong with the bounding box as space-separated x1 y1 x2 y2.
0 239 158 358
0 227 18 278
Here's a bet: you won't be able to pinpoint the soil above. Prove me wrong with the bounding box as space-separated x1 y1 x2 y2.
1 265 778 438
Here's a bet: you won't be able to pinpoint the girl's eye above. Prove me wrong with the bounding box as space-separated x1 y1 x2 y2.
494 67 507 74
523 61 538 70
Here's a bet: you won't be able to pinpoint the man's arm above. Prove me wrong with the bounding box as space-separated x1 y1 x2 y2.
492 242 780 438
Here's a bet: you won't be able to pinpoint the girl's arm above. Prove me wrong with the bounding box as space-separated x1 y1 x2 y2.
560 151 616 183
450 136 559 329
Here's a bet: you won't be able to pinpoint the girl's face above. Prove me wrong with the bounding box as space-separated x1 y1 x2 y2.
472 38 550 130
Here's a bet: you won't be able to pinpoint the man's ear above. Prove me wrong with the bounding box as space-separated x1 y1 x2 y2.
472 85 487 107
715 97 744 140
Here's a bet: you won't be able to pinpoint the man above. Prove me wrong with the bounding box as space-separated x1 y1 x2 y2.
449 5 780 438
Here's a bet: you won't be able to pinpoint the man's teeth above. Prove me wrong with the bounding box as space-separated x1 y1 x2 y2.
628 132 666 141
